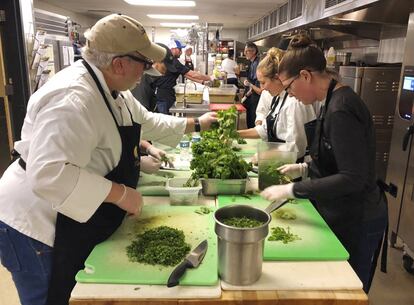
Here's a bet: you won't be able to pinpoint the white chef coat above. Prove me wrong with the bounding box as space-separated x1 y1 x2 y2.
254 91 317 158
255 90 273 124
0 60 187 247
221 58 238 79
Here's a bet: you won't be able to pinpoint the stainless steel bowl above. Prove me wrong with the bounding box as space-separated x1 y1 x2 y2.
214 205 271 285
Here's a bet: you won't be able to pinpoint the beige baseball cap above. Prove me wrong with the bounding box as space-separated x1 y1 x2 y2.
84 14 166 62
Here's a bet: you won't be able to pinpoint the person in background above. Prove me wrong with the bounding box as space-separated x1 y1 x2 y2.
242 42 262 128
155 39 211 114
237 47 316 161
131 43 176 112
261 34 388 293
221 49 239 86
0 14 217 305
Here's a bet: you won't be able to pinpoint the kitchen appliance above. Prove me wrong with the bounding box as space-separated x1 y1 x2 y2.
339 65 401 180
386 11 414 273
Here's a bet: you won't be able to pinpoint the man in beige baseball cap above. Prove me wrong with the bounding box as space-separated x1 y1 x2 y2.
84 13 165 62
0 13 217 305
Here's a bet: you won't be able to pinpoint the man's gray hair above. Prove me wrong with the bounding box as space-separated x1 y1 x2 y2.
81 45 124 68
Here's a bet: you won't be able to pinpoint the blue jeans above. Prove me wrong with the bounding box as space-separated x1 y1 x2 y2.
0 221 52 305
156 99 174 115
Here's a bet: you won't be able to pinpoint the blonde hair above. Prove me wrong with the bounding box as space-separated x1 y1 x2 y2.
257 47 285 79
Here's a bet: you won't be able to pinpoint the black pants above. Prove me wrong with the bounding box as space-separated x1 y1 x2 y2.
245 94 260 128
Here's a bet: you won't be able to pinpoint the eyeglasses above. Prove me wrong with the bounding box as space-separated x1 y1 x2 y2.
114 54 153 70
282 75 300 93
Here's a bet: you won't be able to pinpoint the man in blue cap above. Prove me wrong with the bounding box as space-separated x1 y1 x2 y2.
155 39 211 114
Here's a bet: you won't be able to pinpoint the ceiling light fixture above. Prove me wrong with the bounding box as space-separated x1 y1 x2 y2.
160 22 194 28
124 0 195 7
147 14 199 20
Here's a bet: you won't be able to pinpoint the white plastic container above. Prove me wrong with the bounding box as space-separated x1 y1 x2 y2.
166 178 202 205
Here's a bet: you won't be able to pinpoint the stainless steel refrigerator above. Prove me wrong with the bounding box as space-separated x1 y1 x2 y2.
386 11 414 273
339 65 401 180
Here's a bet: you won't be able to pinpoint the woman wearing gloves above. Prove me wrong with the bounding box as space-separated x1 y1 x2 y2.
238 47 317 160
261 34 387 293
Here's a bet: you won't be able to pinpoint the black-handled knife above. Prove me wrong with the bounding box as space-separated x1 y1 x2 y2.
167 239 208 288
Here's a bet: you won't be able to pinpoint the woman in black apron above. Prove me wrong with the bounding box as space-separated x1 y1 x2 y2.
45 60 142 305
262 33 388 293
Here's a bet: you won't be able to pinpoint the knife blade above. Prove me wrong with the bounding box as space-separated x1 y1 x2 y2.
264 199 290 214
167 239 208 288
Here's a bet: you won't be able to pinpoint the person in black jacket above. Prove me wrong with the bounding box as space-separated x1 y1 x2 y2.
261 34 388 293
155 39 211 114
131 43 176 112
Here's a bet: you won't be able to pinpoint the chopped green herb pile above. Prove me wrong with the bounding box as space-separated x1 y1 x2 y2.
126 226 191 266
222 216 264 228
258 162 291 190
195 206 213 215
268 226 301 243
273 209 297 220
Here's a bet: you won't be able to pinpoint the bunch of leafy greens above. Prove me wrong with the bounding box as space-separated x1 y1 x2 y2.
268 226 301 244
258 161 291 190
222 216 264 228
189 106 252 181
126 226 191 266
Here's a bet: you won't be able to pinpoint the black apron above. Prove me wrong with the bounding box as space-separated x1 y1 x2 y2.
266 92 288 143
306 78 388 289
45 60 142 305
308 79 337 162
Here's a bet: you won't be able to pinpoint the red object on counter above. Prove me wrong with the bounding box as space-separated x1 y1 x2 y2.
209 103 246 112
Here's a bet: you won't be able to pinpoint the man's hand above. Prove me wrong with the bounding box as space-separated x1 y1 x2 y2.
243 79 251 87
260 183 295 202
140 155 161 174
278 163 308 180
147 146 166 161
199 112 218 130
114 186 144 216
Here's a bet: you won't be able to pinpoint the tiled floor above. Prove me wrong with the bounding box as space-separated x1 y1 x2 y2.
1 245 413 305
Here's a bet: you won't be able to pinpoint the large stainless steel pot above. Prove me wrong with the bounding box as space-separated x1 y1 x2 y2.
214 205 271 285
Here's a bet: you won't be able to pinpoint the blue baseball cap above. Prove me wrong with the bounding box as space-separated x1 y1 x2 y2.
168 39 186 49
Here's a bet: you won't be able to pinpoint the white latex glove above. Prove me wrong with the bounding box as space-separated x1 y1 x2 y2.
243 79 251 87
140 155 161 174
260 183 295 202
278 163 308 180
147 146 166 161
114 186 144 217
198 112 218 130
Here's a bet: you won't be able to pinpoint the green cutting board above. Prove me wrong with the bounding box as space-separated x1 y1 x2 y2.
217 195 349 261
76 205 218 286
